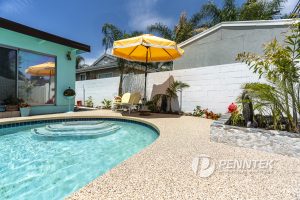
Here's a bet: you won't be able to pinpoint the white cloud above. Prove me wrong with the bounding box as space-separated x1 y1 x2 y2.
0 0 32 14
127 0 173 31
83 48 106 65
84 58 97 66
281 0 298 14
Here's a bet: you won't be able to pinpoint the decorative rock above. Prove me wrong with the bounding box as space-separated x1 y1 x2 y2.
211 115 300 158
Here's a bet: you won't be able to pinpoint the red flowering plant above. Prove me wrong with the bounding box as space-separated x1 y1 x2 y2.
228 103 238 113
192 106 221 120
227 103 244 126
114 96 122 101
204 109 221 120
18 99 30 108
19 103 31 108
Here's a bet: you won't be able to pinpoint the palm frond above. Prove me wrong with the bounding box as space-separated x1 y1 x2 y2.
147 23 174 40
174 12 196 43
221 0 239 21
101 23 123 52
201 2 222 25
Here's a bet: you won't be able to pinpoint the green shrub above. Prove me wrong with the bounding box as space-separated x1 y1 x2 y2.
102 99 112 109
193 106 205 117
85 96 94 107
230 111 245 126
236 23 300 132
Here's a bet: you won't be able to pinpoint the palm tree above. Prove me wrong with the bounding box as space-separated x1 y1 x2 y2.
102 23 143 96
147 22 174 40
166 81 190 112
148 0 285 46
148 12 200 44
239 0 285 20
102 23 123 53
191 0 239 27
192 0 285 28
76 56 85 69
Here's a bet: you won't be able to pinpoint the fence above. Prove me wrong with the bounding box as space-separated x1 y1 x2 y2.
75 63 262 113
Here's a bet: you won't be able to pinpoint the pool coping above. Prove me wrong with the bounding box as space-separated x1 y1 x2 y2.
0 115 160 135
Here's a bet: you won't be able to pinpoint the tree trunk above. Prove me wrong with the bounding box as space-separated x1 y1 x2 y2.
118 59 125 96
169 96 172 113
289 82 298 131
118 72 123 96
283 79 294 132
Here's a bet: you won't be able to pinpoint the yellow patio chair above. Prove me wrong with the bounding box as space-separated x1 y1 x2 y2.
122 92 141 114
112 93 131 111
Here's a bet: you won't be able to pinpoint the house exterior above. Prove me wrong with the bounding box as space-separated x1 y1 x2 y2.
76 54 161 81
0 17 90 115
173 19 297 70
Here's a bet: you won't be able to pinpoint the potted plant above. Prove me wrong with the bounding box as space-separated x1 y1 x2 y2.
63 87 76 99
4 96 20 111
19 101 31 117
85 96 94 107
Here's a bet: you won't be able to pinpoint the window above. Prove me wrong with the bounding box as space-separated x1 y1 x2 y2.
97 72 113 79
18 50 56 105
80 73 86 81
0 46 17 102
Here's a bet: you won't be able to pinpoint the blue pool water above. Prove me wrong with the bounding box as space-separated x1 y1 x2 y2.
0 119 158 200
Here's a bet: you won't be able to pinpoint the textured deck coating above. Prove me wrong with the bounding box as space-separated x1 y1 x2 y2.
1 110 299 199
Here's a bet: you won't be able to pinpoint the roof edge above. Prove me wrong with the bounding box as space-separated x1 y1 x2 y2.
76 65 118 73
179 19 300 48
0 17 90 52
90 53 117 66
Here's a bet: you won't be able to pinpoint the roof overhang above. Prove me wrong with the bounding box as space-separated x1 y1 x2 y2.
179 19 300 48
0 17 90 53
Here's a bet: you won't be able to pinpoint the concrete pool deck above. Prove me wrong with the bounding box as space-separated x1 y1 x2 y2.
1 110 300 199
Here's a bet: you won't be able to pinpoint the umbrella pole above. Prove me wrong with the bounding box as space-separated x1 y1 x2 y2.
144 63 147 101
48 71 51 103
144 47 149 102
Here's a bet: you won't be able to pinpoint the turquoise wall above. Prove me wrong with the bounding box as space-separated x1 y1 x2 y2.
0 28 78 115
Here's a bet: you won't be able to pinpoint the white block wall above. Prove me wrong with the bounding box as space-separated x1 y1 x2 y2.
76 63 263 113
76 77 120 107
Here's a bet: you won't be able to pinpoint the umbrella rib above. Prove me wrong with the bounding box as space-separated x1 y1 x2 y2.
128 45 139 57
149 47 152 62
163 48 173 59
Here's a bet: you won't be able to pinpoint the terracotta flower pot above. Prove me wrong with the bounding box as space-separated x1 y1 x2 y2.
6 105 19 111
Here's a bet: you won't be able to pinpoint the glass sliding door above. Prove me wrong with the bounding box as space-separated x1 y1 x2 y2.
0 46 17 102
18 50 56 105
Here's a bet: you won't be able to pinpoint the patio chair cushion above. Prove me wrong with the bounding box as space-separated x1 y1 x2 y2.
130 93 141 105
121 93 132 104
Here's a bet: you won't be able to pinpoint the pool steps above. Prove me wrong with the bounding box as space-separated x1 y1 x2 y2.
32 121 120 137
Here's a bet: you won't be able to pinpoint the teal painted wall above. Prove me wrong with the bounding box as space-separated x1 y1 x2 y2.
0 28 78 115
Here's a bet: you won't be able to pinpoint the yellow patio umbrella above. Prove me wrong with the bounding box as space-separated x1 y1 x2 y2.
112 34 184 100
25 62 56 101
25 62 55 76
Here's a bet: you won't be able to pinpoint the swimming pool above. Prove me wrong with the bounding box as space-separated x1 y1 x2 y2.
0 118 159 200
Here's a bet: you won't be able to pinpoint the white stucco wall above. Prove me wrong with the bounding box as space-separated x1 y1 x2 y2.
76 63 263 113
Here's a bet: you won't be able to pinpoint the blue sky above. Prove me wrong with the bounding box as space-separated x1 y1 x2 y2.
0 0 297 64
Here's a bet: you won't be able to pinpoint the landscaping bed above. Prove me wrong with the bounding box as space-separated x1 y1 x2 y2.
211 114 300 157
